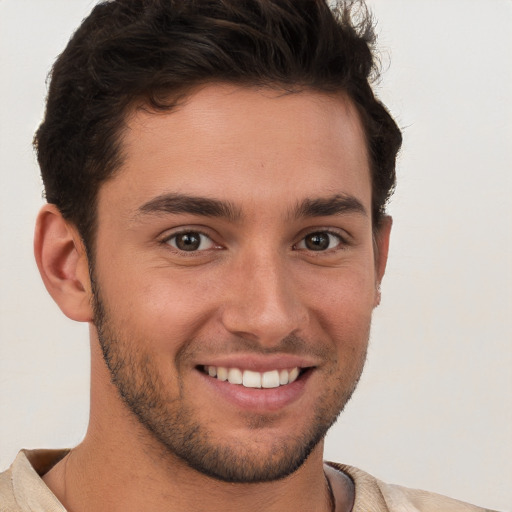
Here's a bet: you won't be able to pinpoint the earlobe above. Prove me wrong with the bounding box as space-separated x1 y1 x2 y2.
34 204 93 322
373 215 392 307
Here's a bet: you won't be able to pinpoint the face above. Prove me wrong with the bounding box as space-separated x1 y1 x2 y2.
91 84 388 482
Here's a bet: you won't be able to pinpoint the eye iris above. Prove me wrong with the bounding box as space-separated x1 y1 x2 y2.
305 233 330 251
176 233 201 251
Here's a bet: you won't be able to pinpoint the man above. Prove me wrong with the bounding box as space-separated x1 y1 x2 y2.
0 1 501 511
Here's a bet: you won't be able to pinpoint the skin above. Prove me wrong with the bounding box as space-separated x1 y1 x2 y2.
35 84 391 512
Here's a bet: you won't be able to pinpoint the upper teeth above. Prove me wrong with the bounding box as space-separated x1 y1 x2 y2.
204 366 300 388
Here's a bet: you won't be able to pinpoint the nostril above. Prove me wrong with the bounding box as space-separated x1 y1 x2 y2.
220 304 308 347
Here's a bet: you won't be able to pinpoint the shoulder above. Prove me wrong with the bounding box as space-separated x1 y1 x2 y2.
0 461 20 512
326 462 499 512
376 479 497 512
0 450 68 512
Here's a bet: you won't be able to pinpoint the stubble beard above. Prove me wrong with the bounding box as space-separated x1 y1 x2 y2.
91 283 368 483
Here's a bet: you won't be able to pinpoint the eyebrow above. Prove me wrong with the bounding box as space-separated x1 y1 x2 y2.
135 192 366 223
293 194 367 219
136 193 242 221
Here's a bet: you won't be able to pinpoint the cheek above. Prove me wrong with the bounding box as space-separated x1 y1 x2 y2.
101 266 220 346
299 260 376 312
295 263 376 345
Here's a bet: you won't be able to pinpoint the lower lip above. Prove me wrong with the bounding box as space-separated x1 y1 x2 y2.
197 369 312 413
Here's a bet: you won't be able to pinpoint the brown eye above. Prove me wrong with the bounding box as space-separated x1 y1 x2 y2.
167 232 214 252
298 232 342 251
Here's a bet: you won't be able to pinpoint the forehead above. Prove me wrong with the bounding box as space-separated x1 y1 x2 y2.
100 84 371 216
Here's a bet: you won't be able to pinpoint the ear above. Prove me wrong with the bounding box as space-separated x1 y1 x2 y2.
373 215 392 307
34 204 94 322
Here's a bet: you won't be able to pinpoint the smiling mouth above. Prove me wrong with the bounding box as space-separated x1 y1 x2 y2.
200 365 309 389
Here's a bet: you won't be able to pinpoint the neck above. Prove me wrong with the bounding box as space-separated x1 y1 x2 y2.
44 436 334 512
43 337 353 512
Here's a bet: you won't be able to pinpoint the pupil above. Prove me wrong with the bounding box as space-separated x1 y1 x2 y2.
176 233 200 251
306 233 329 251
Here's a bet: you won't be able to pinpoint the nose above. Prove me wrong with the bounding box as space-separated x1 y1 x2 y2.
220 251 309 346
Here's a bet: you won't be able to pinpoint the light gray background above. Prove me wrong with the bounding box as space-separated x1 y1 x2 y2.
0 1 511 510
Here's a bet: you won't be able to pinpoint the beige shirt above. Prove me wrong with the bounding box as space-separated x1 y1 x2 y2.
0 450 498 512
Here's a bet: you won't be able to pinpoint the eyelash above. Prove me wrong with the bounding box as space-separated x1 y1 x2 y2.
161 228 348 254
293 230 348 252
161 229 220 253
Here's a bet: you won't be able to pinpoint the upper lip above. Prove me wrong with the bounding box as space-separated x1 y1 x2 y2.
195 354 318 372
